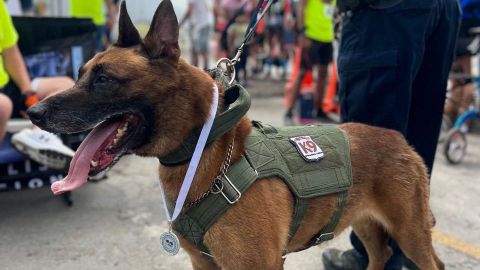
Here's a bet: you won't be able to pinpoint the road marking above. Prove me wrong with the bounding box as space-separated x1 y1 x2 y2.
432 228 480 260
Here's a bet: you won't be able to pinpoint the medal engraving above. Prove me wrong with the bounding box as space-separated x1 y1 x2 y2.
160 231 180 256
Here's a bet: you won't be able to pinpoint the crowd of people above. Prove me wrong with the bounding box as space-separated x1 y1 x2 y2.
180 0 336 121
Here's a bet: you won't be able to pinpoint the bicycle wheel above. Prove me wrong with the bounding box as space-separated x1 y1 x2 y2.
443 128 467 164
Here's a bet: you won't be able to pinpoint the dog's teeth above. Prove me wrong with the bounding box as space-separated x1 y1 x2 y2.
116 129 124 138
91 160 98 167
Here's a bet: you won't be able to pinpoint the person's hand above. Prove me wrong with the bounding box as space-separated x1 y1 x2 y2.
22 89 36 97
299 35 312 49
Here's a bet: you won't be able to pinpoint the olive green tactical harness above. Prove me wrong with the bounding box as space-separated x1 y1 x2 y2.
159 70 353 255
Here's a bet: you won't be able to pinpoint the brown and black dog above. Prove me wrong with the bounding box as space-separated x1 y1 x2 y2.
27 1 443 269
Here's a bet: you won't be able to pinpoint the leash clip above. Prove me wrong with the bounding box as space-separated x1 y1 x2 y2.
216 58 236 85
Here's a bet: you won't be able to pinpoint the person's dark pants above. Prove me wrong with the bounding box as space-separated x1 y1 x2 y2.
2 81 26 119
338 0 460 269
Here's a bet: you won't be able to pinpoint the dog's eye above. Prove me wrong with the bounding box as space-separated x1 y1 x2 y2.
95 74 112 84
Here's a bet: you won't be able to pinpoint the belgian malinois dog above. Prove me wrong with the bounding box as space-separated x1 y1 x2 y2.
27 1 443 269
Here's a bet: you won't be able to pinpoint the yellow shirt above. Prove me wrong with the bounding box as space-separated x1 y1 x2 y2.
305 0 335 43
0 1 19 88
70 0 106 26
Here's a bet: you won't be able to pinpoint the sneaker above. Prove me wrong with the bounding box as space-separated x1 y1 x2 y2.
322 249 367 270
12 128 74 171
285 109 293 118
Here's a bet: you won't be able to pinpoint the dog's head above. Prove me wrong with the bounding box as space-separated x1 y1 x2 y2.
28 0 217 194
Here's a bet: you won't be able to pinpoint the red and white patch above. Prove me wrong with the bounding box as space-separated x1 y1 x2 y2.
289 136 324 162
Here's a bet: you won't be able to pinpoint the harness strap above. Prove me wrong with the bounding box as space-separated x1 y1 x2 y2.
172 155 258 254
288 198 309 240
306 190 349 247
159 69 251 166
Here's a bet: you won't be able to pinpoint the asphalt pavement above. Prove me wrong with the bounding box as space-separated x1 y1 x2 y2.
0 80 479 270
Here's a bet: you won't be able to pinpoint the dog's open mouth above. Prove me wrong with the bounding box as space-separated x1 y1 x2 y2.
51 113 144 195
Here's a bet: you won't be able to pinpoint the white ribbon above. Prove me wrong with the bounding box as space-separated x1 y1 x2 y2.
159 84 219 223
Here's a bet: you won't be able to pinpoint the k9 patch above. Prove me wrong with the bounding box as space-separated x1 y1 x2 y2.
289 136 324 162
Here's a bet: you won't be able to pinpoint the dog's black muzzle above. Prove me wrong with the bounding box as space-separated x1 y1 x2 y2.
27 102 48 127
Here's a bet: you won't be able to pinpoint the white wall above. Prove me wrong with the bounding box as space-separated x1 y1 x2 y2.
39 0 189 23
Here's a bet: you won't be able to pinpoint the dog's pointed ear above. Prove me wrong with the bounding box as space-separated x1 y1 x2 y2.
142 0 180 61
114 1 142 48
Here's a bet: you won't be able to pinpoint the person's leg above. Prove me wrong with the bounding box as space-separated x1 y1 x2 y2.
201 52 209 70
95 25 107 52
0 93 13 142
286 46 311 118
314 42 333 118
459 83 475 115
314 64 329 117
190 29 200 67
457 55 472 75
406 0 460 176
199 26 210 70
286 68 307 117
32 77 75 100
444 83 463 121
326 1 436 269
191 50 199 67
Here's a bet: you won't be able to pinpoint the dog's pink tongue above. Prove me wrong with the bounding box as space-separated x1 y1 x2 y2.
51 121 122 195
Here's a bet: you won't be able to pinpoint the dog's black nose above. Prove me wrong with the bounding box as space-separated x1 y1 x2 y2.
27 104 47 124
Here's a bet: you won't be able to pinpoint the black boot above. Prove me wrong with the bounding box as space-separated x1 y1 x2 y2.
322 249 368 270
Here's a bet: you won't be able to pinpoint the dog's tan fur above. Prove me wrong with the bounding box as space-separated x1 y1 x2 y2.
31 1 444 269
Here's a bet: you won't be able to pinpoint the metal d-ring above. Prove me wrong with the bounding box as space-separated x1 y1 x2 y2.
216 58 236 85
210 178 224 194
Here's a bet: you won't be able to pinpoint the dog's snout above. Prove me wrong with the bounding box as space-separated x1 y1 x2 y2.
27 104 47 125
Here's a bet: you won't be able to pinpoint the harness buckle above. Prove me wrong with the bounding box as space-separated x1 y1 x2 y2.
315 232 335 244
217 173 242 205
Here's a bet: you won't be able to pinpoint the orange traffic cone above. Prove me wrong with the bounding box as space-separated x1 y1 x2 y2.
322 62 340 114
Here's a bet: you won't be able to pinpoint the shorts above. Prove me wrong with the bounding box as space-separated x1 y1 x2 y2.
284 30 296 46
267 25 283 37
455 36 476 57
253 34 265 46
1 81 26 119
300 39 333 69
191 26 210 53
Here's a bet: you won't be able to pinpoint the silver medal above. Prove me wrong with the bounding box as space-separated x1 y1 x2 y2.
160 231 180 256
